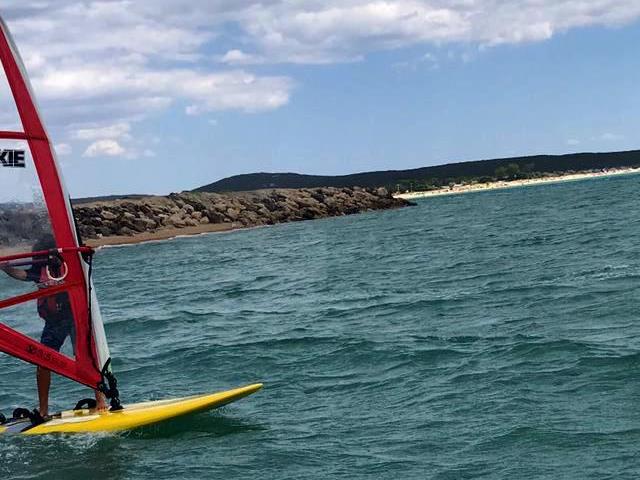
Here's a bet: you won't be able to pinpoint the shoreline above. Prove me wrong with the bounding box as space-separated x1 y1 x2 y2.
85 222 237 249
393 167 640 200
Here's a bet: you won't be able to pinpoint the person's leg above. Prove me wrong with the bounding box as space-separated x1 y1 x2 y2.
38 319 65 416
36 366 51 417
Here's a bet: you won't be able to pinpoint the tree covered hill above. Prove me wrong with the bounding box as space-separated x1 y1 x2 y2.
194 150 640 193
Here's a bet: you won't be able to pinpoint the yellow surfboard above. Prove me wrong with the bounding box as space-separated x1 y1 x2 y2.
0 383 262 435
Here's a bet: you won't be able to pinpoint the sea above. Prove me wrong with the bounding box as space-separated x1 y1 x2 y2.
1 173 640 479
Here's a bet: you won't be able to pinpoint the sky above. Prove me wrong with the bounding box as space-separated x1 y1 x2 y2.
1 1 639 197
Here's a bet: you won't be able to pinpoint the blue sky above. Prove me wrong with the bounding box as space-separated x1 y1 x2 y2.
2 1 640 197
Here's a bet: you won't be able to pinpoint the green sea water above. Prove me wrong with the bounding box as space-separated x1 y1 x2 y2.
2 173 640 479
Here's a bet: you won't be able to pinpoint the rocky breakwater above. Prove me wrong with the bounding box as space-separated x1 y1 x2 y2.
0 204 50 252
73 187 413 245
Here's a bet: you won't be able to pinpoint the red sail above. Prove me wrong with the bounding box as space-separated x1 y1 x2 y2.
0 18 105 389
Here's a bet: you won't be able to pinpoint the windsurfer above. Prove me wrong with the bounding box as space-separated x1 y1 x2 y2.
0 235 107 417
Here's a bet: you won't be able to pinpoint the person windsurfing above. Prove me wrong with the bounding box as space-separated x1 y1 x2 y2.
0 234 107 417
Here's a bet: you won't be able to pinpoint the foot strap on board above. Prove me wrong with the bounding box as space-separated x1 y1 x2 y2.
73 398 97 411
11 408 45 426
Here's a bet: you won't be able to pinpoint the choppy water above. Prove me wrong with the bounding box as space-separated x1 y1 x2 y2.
2 174 640 479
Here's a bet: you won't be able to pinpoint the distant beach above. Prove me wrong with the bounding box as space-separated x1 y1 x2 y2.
394 167 640 200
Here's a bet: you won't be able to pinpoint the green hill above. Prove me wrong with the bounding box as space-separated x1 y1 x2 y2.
194 150 640 193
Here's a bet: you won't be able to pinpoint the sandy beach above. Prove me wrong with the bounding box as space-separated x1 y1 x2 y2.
85 222 237 248
394 167 640 200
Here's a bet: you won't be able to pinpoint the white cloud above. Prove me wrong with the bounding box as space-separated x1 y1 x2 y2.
84 139 126 158
598 132 624 141
72 122 132 141
223 0 640 63
393 51 441 70
54 143 72 156
33 64 292 115
566 139 580 146
5 1 639 88
5 1 640 71
219 49 265 65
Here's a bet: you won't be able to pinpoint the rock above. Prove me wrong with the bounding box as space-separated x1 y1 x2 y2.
101 210 117 221
226 208 240 221
206 211 226 224
80 225 96 238
182 204 195 215
168 213 186 228
118 226 135 236
86 216 101 227
376 187 389 197
262 197 280 212
311 191 325 203
133 217 157 230
101 220 117 231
